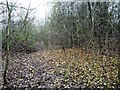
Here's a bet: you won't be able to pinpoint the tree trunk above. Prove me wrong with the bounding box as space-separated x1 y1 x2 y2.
3 1 11 86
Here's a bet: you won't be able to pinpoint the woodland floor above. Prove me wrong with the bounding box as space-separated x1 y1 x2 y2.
2 48 119 89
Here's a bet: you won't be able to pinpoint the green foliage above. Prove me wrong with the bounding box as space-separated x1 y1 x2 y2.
2 8 39 53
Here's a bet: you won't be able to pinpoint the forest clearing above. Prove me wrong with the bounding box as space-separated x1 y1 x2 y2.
0 0 120 89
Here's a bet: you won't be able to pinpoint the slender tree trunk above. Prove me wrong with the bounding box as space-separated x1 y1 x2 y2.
3 1 11 86
87 2 92 24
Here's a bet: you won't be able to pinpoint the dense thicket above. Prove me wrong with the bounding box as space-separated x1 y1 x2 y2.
1 2 39 53
42 1 120 57
1 1 119 56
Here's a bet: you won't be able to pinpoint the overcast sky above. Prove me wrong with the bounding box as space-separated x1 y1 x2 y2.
16 0 53 19
0 0 53 22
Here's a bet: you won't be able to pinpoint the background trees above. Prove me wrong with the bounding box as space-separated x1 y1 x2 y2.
42 1 119 56
0 1 39 86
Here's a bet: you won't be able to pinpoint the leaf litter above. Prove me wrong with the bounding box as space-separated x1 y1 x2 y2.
4 48 118 89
